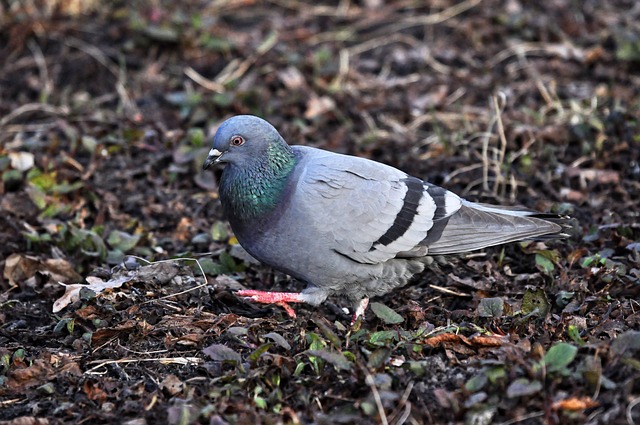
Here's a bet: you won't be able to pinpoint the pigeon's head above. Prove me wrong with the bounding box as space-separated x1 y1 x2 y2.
203 115 288 170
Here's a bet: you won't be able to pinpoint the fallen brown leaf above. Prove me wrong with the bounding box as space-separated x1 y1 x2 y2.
53 275 132 313
91 320 138 347
83 380 107 404
3 254 82 287
423 333 509 348
551 396 599 411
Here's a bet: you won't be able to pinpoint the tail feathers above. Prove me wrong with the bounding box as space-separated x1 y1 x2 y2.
425 201 572 255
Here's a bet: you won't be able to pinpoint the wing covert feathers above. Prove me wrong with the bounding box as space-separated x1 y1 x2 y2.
295 146 569 264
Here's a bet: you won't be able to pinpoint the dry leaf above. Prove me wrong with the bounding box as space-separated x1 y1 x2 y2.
304 95 335 119
551 396 599 411
4 254 83 287
423 333 508 348
53 275 131 313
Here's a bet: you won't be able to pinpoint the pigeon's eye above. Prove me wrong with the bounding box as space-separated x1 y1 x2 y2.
230 136 245 146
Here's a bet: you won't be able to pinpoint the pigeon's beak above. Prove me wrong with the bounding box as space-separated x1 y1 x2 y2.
203 148 224 170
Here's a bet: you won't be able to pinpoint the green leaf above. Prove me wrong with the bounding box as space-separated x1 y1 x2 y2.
253 395 267 410
521 288 550 316
535 253 555 274
202 344 242 364
188 128 205 147
29 171 57 192
477 297 504 318
209 221 228 242
226 326 248 337
486 366 507 384
367 347 391 370
465 372 488 392
543 342 578 372
248 343 273 363
611 330 640 357
311 317 342 348
306 333 326 374
263 332 291 350
370 302 404 324
567 325 585 346
305 349 352 371
219 252 241 273
506 378 542 398
369 330 398 345
54 318 74 335
197 258 221 275
107 230 141 252
25 184 47 209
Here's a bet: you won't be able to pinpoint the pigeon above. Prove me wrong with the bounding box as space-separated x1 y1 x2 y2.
203 115 570 321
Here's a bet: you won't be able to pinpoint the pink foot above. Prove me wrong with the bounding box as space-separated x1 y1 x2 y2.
351 297 370 325
236 290 304 318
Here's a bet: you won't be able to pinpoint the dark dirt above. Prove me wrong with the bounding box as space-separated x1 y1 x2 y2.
1 1 639 424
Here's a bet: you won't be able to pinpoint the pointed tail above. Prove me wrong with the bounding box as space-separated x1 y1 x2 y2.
425 200 573 255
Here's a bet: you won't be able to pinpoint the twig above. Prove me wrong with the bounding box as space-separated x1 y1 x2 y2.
0 103 69 127
28 39 52 101
184 66 226 92
627 396 639 425
85 357 203 375
387 381 414 425
214 31 278 87
362 0 482 37
513 45 558 109
52 34 138 115
491 93 508 196
428 284 470 297
365 370 389 425
122 256 212 305
496 411 544 425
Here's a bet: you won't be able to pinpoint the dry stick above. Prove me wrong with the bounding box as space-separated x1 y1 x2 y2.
514 45 558 109
480 124 493 193
428 284 469 297
1 123 58 133
443 162 485 185
491 93 508 197
27 39 52 101
329 48 350 90
184 67 225 92
361 0 482 36
85 357 203 375
187 32 278 92
590 350 602 401
489 41 585 68
496 411 545 425
123 256 212 305
54 35 138 115
387 381 414 425
347 33 420 57
0 103 70 127
627 396 640 425
268 0 353 16
364 370 389 425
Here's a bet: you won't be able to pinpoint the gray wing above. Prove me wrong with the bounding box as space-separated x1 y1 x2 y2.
293 147 462 264
425 200 567 255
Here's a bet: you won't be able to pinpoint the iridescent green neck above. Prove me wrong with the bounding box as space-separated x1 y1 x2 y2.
221 142 298 220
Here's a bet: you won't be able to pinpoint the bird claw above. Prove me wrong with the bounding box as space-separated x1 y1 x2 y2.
275 302 297 318
236 289 302 318
351 297 369 326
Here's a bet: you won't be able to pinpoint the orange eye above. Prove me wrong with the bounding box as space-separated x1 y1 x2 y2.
230 136 245 146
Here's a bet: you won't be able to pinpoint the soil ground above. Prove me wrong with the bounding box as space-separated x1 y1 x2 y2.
1 1 639 424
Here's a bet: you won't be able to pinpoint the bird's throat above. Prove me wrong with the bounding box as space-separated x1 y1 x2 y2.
220 144 297 220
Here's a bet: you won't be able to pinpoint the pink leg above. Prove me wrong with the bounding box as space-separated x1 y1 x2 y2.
351 297 370 325
236 290 305 318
